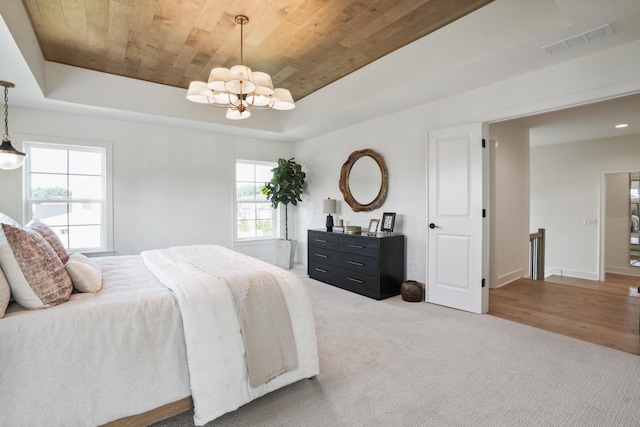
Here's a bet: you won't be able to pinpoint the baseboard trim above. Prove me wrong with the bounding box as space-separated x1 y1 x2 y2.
546 268 598 281
606 265 640 277
495 268 525 288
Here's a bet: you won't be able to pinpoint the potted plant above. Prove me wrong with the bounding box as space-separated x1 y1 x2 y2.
262 158 306 269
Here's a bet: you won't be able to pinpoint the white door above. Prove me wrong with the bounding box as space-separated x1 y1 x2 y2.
427 123 488 314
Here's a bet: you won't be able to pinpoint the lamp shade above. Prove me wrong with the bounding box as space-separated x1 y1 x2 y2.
249 71 275 106
186 81 214 104
225 65 256 94
225 107 251 120
207 68 230 91
212 90 238 105
0 140 26 170
271 88 295 110
322 198 337 214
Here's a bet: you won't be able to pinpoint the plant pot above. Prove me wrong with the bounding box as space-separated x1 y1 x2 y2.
276 239 297 269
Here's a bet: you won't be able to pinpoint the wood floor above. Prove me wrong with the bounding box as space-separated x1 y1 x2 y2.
488 273 640 355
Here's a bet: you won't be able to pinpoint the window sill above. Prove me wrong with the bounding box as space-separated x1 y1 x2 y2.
232 238 280 248
77 250 116 257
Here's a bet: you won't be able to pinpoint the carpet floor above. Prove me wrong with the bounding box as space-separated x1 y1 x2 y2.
151 265 640 426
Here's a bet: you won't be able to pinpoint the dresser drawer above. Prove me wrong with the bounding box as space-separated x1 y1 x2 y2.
308 231 339 251
338 252 377 275
308 247 341 267
339 235 378 257
338 269 378 298
308 260 339 283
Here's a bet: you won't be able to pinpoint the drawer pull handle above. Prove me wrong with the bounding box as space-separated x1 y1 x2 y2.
347 244 364 249
315 239 328 243
314 268 328 273
347 260 363 266
347 277 364 284
315 253 328 258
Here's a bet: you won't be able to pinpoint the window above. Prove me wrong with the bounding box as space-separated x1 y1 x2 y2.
235 160 278 240
23 141 112 253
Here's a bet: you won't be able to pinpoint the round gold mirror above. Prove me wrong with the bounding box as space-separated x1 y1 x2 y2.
339 149 388 212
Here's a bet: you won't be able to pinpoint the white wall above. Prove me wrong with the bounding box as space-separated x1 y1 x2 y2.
295 113 428 279
530 134 640 280
489 122 530 287
0 107 294 261
295 40 640 285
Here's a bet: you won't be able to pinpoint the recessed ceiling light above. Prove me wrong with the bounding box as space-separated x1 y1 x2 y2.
615 123 629 128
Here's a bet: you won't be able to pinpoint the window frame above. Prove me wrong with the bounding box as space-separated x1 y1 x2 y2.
233 159 279 243
20 137 113 254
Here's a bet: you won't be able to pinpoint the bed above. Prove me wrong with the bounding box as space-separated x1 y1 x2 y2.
0 215 319 426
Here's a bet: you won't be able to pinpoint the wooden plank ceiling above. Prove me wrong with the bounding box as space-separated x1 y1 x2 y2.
22 0 493 102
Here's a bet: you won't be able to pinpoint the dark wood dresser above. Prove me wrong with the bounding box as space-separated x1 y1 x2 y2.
307 229 405 300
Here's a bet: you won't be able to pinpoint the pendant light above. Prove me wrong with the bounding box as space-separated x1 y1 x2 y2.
186 15 295 120
0 81 26 170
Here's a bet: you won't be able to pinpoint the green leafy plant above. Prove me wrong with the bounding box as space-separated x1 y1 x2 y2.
262 158 306 240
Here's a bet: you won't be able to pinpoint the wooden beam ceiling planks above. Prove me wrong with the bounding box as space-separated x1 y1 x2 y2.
22 0 494 101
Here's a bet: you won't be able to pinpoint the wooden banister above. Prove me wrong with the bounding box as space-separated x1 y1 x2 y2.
529 228 545 280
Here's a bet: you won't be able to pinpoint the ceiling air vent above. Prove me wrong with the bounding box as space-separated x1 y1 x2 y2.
542 24 614 54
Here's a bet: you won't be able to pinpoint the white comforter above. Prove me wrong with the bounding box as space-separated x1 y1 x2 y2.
0 246 319 426
141 245 319 426
0 255 191 427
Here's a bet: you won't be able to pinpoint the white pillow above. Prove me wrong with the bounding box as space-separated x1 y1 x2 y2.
0 213 19 260
0 213 18 227
0 267 10 318
65 252 103 293
0 223 73 309
0 213 19 316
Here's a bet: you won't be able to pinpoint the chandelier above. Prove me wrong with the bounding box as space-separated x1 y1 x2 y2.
186 15 295 120
0 81 26 170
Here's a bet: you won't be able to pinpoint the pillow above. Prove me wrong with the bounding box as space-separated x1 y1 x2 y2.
0 223 72 309
0 213 19 254
26 218 70 264
0 213 19 227
0 212 20 312
0 267 10 318
65 252 102 293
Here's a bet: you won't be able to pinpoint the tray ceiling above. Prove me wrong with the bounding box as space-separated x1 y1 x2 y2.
22 0 493 102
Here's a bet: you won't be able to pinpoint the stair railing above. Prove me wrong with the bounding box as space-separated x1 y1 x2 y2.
529 228 545 280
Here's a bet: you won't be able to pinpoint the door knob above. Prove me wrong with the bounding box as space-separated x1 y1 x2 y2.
429 223 441 229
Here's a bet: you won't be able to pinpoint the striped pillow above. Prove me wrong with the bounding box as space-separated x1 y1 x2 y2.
0 223 72 309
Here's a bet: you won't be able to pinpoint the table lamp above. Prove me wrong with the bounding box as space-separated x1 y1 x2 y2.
322 198 337 231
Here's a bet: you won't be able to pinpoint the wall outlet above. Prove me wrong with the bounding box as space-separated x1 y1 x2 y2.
407 261 419 272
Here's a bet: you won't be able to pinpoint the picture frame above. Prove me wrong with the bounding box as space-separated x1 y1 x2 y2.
368 219 380 235
381 212 396 232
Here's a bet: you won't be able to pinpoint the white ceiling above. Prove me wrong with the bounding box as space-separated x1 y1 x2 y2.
500 92 640 146
1 0 640 143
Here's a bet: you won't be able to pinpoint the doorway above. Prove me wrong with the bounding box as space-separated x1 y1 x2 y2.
490 93 640 291
486 94 640 350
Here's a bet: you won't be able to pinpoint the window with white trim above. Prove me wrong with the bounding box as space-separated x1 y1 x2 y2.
23 141 112 252
235 160 278 240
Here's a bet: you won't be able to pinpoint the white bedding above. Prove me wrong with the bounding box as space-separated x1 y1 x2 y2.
141 245 319 426
0 255 191 427
0 246 319 427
